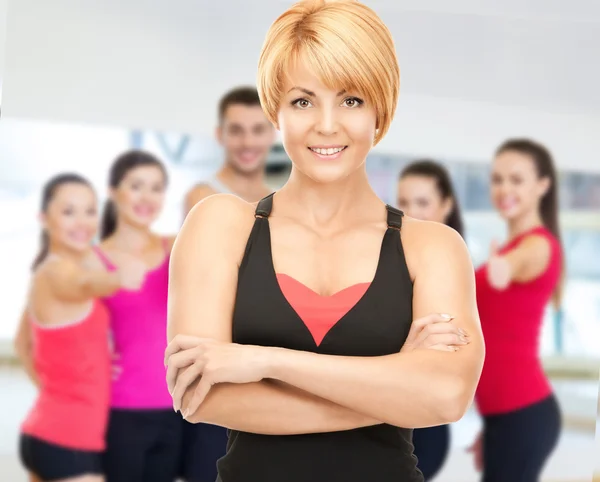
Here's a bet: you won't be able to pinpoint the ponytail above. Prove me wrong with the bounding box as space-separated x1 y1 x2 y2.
100 199 118 240
31 231 50 271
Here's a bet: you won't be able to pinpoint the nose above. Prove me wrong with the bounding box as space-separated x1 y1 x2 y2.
315 105 339 136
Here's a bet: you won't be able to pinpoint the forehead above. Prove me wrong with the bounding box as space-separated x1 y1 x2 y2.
399 175 438 193
494 150 535 173
222 104 269 127
53 183 94 203
123 165 165 181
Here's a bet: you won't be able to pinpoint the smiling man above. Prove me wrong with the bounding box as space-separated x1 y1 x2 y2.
184 87 276 217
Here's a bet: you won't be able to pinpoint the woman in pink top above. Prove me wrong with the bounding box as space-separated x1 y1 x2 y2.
15 173 144 482
94 151 181 482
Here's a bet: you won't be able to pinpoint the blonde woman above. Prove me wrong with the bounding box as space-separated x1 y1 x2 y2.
165 1 485 481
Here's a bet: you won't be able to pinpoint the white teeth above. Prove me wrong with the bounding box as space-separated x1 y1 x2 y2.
311 147 345 155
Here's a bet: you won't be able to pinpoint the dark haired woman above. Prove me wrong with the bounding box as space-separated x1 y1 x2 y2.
15 173 144 482
469 139 564 481
93 150 185 482
397 159 465 479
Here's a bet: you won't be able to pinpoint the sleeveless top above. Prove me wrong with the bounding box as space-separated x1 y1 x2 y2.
475 226 562 415
94 240 172 409
216 193 424 482
21 299 111 451
205 176 233 194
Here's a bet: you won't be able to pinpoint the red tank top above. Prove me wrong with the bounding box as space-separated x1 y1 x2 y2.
474 226 561 415
21 299 111 451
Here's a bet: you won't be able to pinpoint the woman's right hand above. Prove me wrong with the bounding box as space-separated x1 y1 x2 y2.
117 254 147 291
466 430 484 471
401 313 470 353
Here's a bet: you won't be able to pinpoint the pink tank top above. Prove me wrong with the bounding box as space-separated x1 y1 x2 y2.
95 242 172 409
21 299 111 451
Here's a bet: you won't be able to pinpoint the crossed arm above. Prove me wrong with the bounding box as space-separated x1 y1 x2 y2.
166 196 485 434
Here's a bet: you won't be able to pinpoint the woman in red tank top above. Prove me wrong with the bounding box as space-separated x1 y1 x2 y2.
14 174 145 482
469 139 564 481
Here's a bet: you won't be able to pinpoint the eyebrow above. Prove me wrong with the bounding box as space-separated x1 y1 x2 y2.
287 87 347 97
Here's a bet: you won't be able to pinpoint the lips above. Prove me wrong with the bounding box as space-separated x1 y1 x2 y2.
133 205 155 217
308 145 348 160
68 230 92 243
498 197 518 211
237 150 261 165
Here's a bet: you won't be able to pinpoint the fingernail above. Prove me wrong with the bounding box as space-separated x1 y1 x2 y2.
460 335 469 343
182 409 188 419
458 328 466 336
441 313 454 320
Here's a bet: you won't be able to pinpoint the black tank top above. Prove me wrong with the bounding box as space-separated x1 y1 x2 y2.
217 193 423 482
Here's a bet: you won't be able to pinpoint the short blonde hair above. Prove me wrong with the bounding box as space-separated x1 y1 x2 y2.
257 0 400 146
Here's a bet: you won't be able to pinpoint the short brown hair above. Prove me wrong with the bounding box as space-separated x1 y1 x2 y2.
218 86 262 123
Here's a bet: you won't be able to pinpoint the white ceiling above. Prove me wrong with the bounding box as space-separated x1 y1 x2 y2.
1 0 599 169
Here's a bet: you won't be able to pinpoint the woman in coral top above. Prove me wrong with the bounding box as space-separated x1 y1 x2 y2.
469 139 564 481
16 173 144 482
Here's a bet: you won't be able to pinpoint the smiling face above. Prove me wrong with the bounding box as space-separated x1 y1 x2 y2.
42 182 98 253
397 175 452 224
217 103 275 175
111 165 167 228
491 149 550 221
276 60 378 184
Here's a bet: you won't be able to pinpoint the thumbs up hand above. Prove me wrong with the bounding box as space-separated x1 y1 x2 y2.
486 240 511 290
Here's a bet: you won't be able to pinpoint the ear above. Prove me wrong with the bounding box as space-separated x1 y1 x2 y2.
38 212 47 230
442 197 454 220
538 175 551 197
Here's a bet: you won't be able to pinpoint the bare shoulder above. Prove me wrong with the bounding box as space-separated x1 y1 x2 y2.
400 217 471 279
186 182 218 203
516 233 551 254
38 256 79 284
175 193 257 265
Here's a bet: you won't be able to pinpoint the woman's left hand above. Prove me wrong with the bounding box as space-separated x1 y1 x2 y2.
165 334 270 417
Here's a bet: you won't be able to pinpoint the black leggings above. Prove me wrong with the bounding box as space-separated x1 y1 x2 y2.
412 425 450 480
483 395 561 482
104 408 182 482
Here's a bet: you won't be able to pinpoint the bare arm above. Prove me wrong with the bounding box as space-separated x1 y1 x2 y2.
14 308 39 387
45 257 122 302
168 194 380 434
245 222 485 428
487 235 552 290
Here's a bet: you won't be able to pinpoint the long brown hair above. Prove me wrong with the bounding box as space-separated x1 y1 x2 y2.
496 139 564 308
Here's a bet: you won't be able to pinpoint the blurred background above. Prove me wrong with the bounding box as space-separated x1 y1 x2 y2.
1 0 599 481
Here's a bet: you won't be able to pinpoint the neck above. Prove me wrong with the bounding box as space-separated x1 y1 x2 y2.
507 209 544 240
109 221 154 252
277 166 381 230
48 243 90 265
217 163 269 201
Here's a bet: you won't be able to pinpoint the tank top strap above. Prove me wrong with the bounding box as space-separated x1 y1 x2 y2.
255 192 275 218
93 246 116 270
385 205 404 230
161 236 171 254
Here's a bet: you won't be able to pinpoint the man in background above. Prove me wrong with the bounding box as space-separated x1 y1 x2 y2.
184 86 276 216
